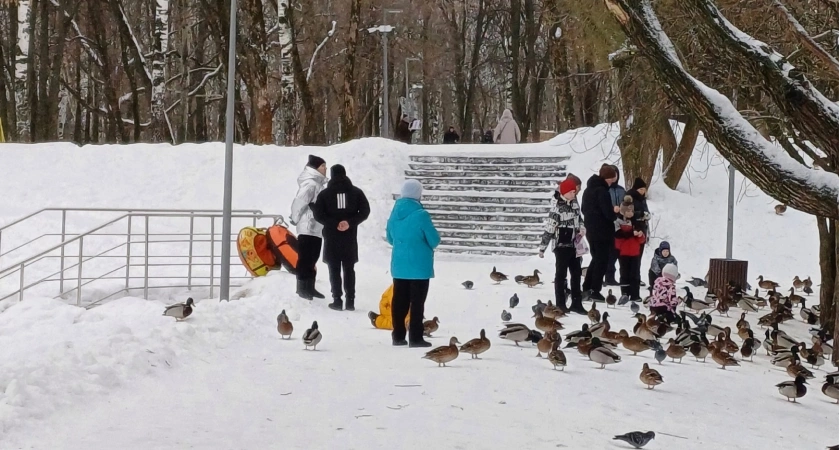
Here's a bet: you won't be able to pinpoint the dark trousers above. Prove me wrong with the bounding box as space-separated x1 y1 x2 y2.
648 270 659 295
650 305 676 324
296 235 322 281
327 259 356 300
392 279 429 343
619 255 642 300
605 246 619 283
583 238 612 296
554 247 582 308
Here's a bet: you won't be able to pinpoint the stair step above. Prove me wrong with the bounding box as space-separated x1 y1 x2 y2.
409 163 567 172
429 211 545 223
406 169 567 178
432 220 544 231
410 155 569 164
424 184 555 193
438 229 543 241
436 245 539 256
416 176 557 187
424 202 550 214
440 237 539 249
392 192 554 205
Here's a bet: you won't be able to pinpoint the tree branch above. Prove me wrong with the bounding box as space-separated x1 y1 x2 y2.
771 0 839 79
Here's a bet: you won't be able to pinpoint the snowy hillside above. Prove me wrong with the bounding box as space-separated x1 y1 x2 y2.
0 127 833 449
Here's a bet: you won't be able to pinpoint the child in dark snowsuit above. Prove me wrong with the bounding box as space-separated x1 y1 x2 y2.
615 196 645 300
648 241 678 295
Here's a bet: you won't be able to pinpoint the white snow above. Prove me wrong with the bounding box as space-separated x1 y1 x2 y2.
0 129 834 449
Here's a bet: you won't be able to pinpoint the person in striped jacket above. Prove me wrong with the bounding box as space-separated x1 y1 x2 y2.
538 178 587 315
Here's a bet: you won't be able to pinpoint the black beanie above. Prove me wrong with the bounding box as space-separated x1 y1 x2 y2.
307 155 326 169
330 164 347 179
632 177 647 190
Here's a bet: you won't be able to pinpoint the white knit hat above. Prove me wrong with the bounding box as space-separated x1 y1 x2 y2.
662 263 679 281
400 179 423 200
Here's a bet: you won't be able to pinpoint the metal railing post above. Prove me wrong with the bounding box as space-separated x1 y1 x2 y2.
77 237 84 306
144 215 149 299
187 216 194 290
59 209 67 292
18 263 25 302
210 217 215 298
125 215 132 293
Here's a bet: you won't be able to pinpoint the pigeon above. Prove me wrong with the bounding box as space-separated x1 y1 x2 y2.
803 285 813 295
462 280 474 290
630 301 640 315
687 277 707 288
613 431 656 448
653 342 667 365
617 294 630 306
509 293 519 309
531 300 546 315
501 310 512 322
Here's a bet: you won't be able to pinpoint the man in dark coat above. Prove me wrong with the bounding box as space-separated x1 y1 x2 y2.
604 165 625 286
443 126 460 144
311 164 371 311
581 164 619 302
394 115 412 144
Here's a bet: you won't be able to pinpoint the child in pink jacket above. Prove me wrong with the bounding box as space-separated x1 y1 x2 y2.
649 263 679 322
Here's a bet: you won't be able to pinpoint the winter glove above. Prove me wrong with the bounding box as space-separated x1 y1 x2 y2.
642 212 651 221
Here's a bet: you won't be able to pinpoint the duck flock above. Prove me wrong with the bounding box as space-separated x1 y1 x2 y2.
159 268 836 449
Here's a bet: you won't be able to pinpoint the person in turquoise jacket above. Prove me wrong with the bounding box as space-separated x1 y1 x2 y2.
386 179 440 348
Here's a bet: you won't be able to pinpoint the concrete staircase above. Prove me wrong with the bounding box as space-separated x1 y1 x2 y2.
404 154 569 256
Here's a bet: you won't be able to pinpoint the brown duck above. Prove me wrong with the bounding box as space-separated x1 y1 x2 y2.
666 338 686 363
276 310 293 339
460 329 491 359
490 266 509 284
422 337 461 367
710 336 741 370
534 308 564 333
620 331 656 356
423 317 440 337
536 329 560 358
792 276 805 291
757 275 780 290
520 269 542 288
632 314 658 341
588 302 602 325
542 300 565 319
547 340 567 371
640 363 664 389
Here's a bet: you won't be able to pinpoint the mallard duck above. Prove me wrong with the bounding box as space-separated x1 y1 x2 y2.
688 334 711 362
542 300 565 319
588 337 622 369
711 342 740 370
792 276 804 291
640 363 664 389
715 293 730 317
801 342 825 369
740 329 758 361
613 431 656 449
684 295 712 313
574 337 594 357
509 293 519 309
565 323 591 344
787 355 816 379
799 300 818 325
536 329 560 357
587 302 601 324
632 314 658 341
737 296 759 313
803 276 813 290
621 333 656 356
461 280 474 290
703 315 726 338
423 337 461 367
666 338 686 363
547 340 567 371
423 316 440 337
722 327 739 354
276 309 293 339
757 275 780 290
803 285 814 295
534 308 564 333
501 309 512 322
491 266 509 284
774 204 787 215
735 312 749 330
772 345 801 367
460 329 491 359
588 312 611 337
520 269 541 288
606 289 617 308
822 374 838 404
163 298 195 321
777 375 808 402
499 323 542 346
772 324 799 348
787 288 804 305
302 321 322 350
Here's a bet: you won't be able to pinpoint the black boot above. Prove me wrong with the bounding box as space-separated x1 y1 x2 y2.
309 279 325 299
569 300 587 315
328 297 343 311
368 311 379 327
409 339 432 348
297 279 313 300
345 298 355 312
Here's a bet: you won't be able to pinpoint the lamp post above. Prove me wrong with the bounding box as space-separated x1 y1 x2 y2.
219 0 238 301
726 164 735 259
368 9 401 138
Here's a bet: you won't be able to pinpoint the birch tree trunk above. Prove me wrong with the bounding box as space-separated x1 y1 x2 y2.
151 0 172 143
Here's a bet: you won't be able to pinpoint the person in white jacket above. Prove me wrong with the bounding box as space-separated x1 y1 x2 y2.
493 109 521 144
290 155 328 300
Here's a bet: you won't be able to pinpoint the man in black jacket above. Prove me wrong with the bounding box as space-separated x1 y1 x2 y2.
581 164 619 302
443 126 460 144
311 165 371 311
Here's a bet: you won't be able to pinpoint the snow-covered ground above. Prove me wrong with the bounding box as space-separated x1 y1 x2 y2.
0 126 834 449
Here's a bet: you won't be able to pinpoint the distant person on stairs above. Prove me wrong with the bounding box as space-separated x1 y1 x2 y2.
386 179 441 348
311 164 371 312
604 164 625 286
443 126 460 144
481 128 494 144
538 178 586 315
290 155 329 300
581 164 619 302
395 115 413 144
493 109 521 144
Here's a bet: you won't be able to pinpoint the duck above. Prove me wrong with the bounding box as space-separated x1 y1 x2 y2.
786 355 815 379
632 314 658 341
163 298 195 321
514 275 526 284
460 329 491 359
606 289 617 308
737 296 759 313
461 280 474 290
302 321 322 350
803 285 814 295
803 276 813 290
547 340 567 371
573 337 595 357
688 334 711 362
722 327 739 354
774 204 787 215
684 294 712 312
711 338 741 370
501 309 512 322
757 275 780 290
776 375 808 402
587 302 601 324
822 374 838 404
703 315 726 338
687 277 707 288
536 329 560 357
542 300 565 319
799 300 818 325
564 323 591 345
771 324 799 348
588 312 611 337
666 338 686 363
423 317 440 337
509 293 519 309
588 337 622 369
792 276 805 291
740 329 758 361
499 323 542 347
801 342 825 369
620 330 656 356
763 329 781 355
715 293 730 317
520 269 542 288
422 337 461 367
534 308 564 333
491 266 509 284
787 288 804 305
276 309 293 339
640 363 664 389
771 345 801 367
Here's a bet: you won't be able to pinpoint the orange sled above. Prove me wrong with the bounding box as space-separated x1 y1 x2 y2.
237 217 300 277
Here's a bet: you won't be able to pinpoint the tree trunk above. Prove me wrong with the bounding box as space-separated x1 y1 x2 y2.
817 217 837 332
339 0 360 142
662 116 700 189
239 0 271 144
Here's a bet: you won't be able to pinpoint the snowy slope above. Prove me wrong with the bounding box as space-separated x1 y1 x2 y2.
0 128 833 449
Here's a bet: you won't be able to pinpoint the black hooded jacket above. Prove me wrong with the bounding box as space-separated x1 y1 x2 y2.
581 174 616 242
311 174 371 263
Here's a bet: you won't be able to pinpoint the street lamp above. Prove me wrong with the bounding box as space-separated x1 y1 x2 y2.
219 0 238 301
367 9 402 138
404 57 421 97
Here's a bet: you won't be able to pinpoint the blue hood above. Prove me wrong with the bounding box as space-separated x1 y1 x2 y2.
392 198 424 220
